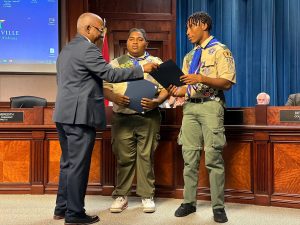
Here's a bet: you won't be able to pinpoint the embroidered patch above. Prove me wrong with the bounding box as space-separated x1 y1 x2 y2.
223 50 232 58
226 57 234 64
203 67 210 75
208 48 216 55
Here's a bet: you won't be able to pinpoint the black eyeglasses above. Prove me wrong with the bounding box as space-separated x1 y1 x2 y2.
90 25 104 33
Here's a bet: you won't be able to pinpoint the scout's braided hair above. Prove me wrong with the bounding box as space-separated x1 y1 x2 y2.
187 11 212 31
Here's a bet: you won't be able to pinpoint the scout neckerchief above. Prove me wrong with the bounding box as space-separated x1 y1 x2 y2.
187 37 219 97
128 51 150 67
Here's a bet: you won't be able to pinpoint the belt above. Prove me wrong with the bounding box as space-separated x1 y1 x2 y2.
187 98 212 103
115 108 159 116
115 112 140 116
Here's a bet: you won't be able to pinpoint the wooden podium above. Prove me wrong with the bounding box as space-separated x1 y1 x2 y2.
0 105 300 209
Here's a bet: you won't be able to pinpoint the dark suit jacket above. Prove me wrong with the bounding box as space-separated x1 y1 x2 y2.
285 94 300 106
53 34 143 129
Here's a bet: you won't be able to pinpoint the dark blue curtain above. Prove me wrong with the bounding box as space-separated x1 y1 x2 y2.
176 0 300 107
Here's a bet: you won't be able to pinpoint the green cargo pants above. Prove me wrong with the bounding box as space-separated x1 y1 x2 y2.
111 109 161 198
178 101 226 209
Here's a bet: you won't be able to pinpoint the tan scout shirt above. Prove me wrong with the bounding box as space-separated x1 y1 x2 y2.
182 36 236 104
104 52 163 114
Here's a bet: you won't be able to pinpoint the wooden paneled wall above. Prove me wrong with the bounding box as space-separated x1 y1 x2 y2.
88 0 176 61
60 0 176 60
61 0 176 60
1 106 300 210
60 0 88 46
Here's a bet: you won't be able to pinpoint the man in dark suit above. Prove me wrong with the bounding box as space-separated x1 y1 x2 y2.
53 12 158 225
285 93 300 106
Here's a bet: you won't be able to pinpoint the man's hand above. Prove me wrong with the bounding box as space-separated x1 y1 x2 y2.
180 74 201 85
142 62 159 73
141 98 159 110
167 85 186 97
114 94 130 107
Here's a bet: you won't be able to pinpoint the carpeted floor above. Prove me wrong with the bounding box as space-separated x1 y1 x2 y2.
1 195 300 225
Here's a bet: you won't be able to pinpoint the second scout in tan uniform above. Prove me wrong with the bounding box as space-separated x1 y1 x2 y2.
104 28 168 214
169 12 236 223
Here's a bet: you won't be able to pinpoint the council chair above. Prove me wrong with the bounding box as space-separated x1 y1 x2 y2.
285 93 300 106
10 96 47 108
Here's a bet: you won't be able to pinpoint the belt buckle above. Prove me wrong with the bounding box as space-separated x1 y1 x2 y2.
189 98 204 103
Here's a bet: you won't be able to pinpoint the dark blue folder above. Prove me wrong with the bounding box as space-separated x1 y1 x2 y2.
124 79 158 113
150 59 185 88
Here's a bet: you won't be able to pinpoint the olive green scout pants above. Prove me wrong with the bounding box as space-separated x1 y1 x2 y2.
178 101 226 209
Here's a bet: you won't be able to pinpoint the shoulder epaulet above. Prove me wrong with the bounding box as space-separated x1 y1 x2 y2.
215 42 228 50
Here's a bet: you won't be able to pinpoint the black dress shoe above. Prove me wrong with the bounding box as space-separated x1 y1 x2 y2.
174 203 196 217
53 213 65 220
213 208 228 223
65 214 100 225
53 210 65 220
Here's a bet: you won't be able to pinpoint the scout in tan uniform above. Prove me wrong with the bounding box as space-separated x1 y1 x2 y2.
168 12 236 223
104 28 168 213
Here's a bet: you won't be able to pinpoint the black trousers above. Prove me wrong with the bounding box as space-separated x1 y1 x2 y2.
54 122 96 219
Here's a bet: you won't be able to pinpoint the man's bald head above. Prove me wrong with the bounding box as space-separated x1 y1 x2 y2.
77 13 104 43
77 13 103 32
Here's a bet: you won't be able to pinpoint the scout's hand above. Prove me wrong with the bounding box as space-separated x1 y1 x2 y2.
142 62 159 73
114 94 130 107
180 74 201 85
167 85 186 97
167 85 178 96
141 98 159 110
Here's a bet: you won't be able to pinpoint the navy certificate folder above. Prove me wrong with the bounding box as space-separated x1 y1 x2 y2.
150 59 185 88
124 79 158 113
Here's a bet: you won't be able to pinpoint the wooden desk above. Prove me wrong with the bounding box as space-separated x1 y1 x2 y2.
0 106 299 209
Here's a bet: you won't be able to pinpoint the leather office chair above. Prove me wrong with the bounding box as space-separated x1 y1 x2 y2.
285 93 300 106
10 96 47 108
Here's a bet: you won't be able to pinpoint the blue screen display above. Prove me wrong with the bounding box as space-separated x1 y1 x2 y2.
0 0 59 72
